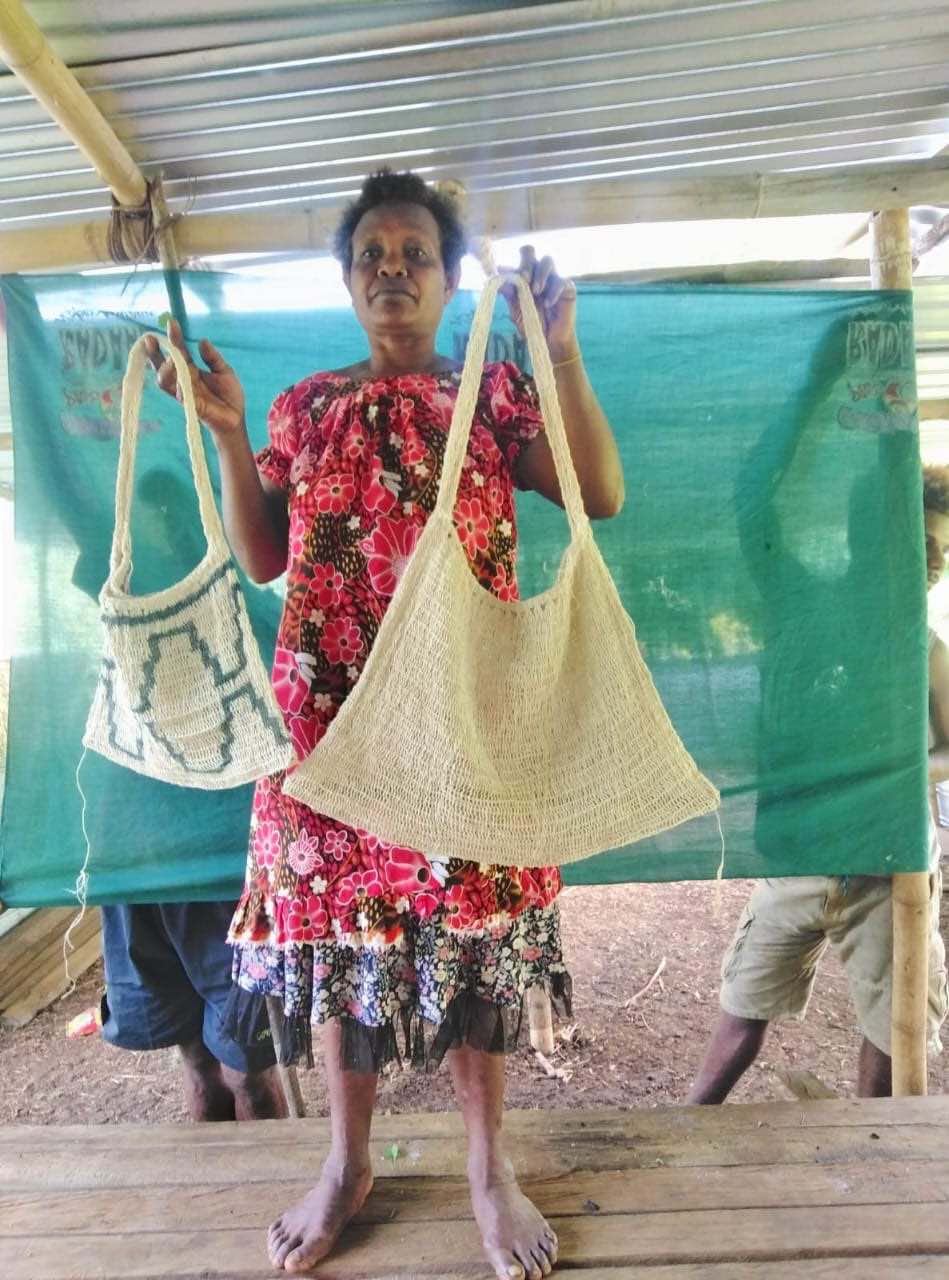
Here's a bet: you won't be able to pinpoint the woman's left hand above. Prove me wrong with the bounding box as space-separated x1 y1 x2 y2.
501 245 578 360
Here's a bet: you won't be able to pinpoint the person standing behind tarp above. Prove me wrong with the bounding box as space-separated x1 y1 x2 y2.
100 900 289 1121
687 466 949 1102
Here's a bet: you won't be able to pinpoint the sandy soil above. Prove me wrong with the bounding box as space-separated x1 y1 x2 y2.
2 878 945 1125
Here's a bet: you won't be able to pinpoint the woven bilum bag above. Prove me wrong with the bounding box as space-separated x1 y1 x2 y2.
83 334 294 788
285 274 719 865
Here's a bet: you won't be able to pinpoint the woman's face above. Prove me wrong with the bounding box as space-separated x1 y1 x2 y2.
345 202 458 342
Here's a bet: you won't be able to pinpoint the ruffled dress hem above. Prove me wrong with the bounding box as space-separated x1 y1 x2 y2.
222 969 572 1071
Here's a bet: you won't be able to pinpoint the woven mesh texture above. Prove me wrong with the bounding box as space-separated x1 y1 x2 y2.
285 276 719 865
83 336 294 788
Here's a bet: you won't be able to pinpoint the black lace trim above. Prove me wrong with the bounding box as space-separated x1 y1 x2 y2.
222 971 572 1073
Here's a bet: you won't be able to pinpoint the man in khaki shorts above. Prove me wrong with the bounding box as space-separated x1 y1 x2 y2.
688 466 949 1102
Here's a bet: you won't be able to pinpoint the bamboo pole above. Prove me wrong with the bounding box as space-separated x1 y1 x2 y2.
870 208 929 1098
3 160 949 275
0 0 146 209
869 209 914 291
891 873 930 1096
149 177 189 337
577 258 871 285
265 997 307 1120
526 986 556 1056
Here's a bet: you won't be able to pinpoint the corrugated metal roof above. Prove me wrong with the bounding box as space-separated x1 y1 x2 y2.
0 0 947 231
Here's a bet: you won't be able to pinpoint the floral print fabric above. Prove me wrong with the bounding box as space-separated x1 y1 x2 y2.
228 362 569 1051
232 903 571 1069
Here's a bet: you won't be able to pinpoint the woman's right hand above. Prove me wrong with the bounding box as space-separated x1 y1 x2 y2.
144 318 246 440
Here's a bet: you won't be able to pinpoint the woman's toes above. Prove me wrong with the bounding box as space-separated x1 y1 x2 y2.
268 1226 296 1268
532 1246 553 1276
490 1252 525 1280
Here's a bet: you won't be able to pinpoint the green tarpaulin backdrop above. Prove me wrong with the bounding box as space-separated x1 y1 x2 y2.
0 271 928 906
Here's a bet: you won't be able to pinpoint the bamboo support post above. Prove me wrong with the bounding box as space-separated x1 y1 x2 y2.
266 993 307 1116
149 178 189 336
0 0 146 209
891 872 931 1096
870 207 929 1098
526 985 556 1056
869 209 914 292
3 161 949 274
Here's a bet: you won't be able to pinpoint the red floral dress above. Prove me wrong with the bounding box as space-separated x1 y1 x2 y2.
228 364 570 1065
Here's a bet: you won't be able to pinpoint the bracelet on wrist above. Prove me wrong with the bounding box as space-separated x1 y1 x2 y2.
551 351 582 370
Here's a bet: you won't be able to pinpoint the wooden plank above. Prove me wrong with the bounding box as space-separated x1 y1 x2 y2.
0 929 102 1029
0 907 81 994
776 1069 838 1101
0 912 100 1019
2 1159 948 1237
567 1265 949 1280
0 1264 933 1280
0 908 99 1010
0 907 34 940
4 1097 947 1150
2 1202 949 1280
4 1123 947 1191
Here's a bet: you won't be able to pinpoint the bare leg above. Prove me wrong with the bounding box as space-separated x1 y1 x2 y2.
177 1038 237 1121
687 1012 769 1104
221 1063 290 1120
267 1019 376 1273
449 1044 558 1280
857 1036 892 1097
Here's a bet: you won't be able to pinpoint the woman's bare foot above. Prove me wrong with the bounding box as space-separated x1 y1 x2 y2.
469 1164 558 1280
267 1159 374 1273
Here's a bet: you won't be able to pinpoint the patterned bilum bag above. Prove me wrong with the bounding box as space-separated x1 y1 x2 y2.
83 333 294 787
285 274 719 866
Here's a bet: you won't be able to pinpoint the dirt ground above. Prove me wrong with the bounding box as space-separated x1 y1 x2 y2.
2 878 946 1126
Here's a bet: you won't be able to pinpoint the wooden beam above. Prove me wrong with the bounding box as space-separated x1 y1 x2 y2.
576 258 871 285
1 160 947 273
921 399 949 421
0 0 146 208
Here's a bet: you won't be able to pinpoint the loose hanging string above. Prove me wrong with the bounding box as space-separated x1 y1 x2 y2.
752 173 766 220
62 747 93 992
712 808 728 921
714 808 726 880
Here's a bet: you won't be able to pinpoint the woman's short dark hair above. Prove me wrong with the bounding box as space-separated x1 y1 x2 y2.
333 169 466 276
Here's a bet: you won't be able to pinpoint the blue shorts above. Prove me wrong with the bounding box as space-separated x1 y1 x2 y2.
100 901 276 1075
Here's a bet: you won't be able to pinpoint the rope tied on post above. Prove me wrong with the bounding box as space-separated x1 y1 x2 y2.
107 178 188 267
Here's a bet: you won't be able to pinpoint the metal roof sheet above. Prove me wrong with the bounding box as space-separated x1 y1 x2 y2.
0 1 946 231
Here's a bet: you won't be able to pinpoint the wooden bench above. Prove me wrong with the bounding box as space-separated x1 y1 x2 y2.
2 1096 948 1277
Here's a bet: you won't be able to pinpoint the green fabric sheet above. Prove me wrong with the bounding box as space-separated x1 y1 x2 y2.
0 270 928 905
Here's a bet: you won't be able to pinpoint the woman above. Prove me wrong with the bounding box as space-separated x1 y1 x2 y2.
147 169 623 1280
